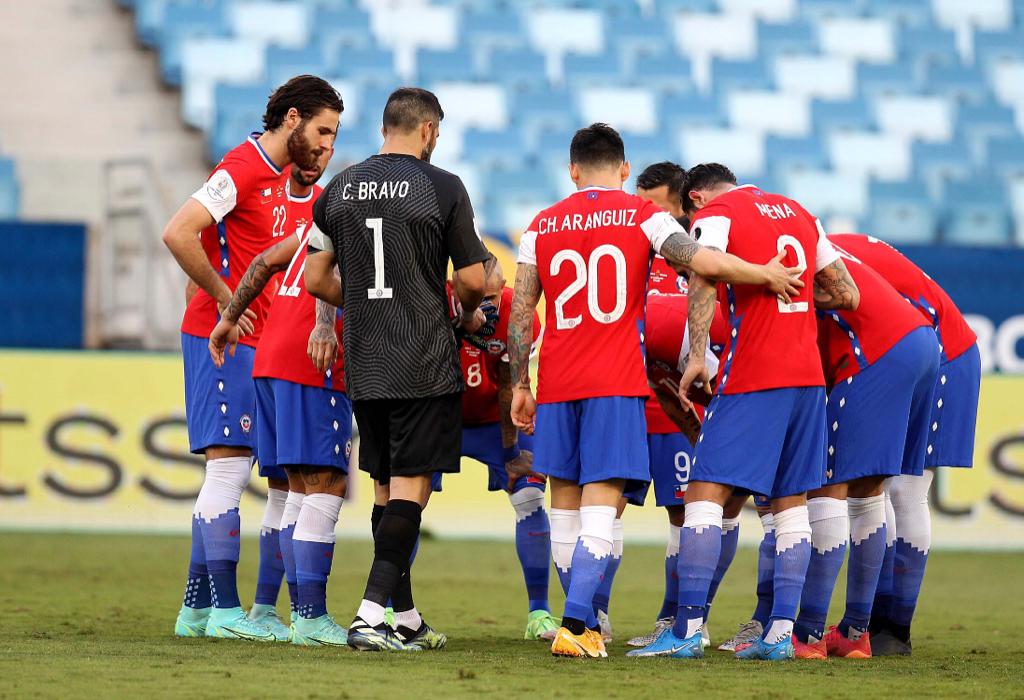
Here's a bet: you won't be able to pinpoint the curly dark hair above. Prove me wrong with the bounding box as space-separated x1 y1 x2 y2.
262 75 343 132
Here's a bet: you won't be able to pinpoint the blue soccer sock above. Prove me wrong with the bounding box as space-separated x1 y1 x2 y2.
673 501 723 639
766 505 812 644
280 491 303 614
839 495 887 636
510 484 551 612
751 514 775 626
658 524 681 620
592 518 623 616
888 472 932 641
562 505 615 634
549 508 579 597
254 488 287 606
794 498 847 642
294 493 343 620
182 517 212 609
871 491 896 633
195 456 251 609
705 516 740 615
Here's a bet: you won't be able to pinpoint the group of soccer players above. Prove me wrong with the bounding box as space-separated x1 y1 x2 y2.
164 75 980 661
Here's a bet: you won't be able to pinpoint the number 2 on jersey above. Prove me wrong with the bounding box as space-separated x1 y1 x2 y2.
366 217 393 300
550 244 627 330
776 235 808 314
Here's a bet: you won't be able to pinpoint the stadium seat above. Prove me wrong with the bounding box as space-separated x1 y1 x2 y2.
526 8 605 58
941 179 1012 246
264 44 329 87
986 137 1024 179
974 29 1024 69
562 52 624 88
912 140 974 195
157 3 231 86
611 16 675 77
784 169 868 217
874 94 954 141
756 20 818 58
660 93 728 131
675 13 758 62
535 129 578 170
812 97 874 133
229 1 311 48
316 7 375 53
0 159 19 220
578 87 658 134
332 47 398 86
621 133 676 172
510 88 578 146
865 179 937 244
864 0 934 28
765 135 830 173
181 37 266 130
626 51 696 94
488 48 550 89
818 17 897 63
728 90 811 136
711 58 773 93
654 0 719 15
719 0 797 22
926 63 990 103
368 4 459 52
931 0 1013 32
899 27 959 68
856 62 917 97
680 127 765 175
775 54 855 98
990 59 1024 106
431 83 509 130
957 102 1020 157
798 0 865 20
829 131 911 180
416 47 478 83
461 9 526 53
462 128 529 171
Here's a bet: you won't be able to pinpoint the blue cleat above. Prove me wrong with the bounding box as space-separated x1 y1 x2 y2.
735 635 795 661
174 606 211 637
625 627 704 659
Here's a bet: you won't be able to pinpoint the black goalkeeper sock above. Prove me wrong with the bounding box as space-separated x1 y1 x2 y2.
361 499 422 607
563 616 586 636
371 503 385 537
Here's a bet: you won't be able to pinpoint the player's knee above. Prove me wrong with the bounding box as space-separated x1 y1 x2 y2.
683 500 723 530
509 486 545 521
578 505 616 558
773 505 812 551
205 456 252 493
887 471 933 509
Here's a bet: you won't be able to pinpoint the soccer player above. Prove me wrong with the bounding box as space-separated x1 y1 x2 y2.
828 233 981 656
791 245 939 659
631 163 860 661
304 87 490 651
507 125 805 659
450 256 558 640
164 76 342 640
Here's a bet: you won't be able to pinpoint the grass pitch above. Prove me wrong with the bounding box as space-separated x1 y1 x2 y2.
1 532 1021 699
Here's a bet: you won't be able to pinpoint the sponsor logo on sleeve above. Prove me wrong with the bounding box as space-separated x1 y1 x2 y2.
205 172 234 203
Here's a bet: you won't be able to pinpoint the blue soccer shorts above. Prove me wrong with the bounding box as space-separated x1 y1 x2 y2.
182 332 256 455
624 432 693 507
461 422 547 492
926 343 981 469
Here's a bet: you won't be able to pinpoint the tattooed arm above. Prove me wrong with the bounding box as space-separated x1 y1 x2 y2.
308 266 341 374
678 272 718 411
304 250 343 307
509 263 543 434
813 258 860 311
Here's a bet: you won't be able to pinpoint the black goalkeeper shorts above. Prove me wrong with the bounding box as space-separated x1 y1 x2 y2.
353 393 462 485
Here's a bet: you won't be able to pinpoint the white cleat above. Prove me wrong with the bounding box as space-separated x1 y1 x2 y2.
597 610 613 643
627 617 674 648
718 620 763 652
701 622 711 649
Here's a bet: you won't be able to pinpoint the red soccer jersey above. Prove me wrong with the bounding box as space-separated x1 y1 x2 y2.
181 134 290 346
828 233 977 362
252 183 345 391
816 249 929 386
690 184 840 395
648 254 688 295
519 187 687 404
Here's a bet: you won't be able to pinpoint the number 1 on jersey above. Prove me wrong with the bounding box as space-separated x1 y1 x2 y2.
366 217 393 299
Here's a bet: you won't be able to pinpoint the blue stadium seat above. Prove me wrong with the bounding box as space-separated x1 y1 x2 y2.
865 0 933 28
941 180 1012 246
488 48 549 89
417 47 478 83
986 137 1024 179
866 180 936 244
580 0 642 15
482 166 554 204
973 29 1024 68
611 16 674 75
535 129 578 168
332 47 397 86
562 52 623 87
511 88 578 144
621 134 673 171
316 7 375 53
654 0 718 14
926 64 989 103
710 59 773 93
157 3 231 86
766 135 829 172
899 27 958 67
811 97 873 133
660 93 727 130
799 0 866 20
461 10 525 52
757 20 818 58
628 51 696 94
856 62 917 96
912 140 973 188
0 159 19 220
462 128 529 171
264 44 329 87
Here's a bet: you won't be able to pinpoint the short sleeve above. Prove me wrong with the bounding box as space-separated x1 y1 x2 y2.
814 218 841 272
638 203 686 254
445 176 489 270
191 169 241 223
518 228 538 265
689 202 732 251
306 223 333 254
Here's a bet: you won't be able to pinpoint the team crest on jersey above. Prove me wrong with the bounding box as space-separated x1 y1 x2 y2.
260 187 273 204
345 440 353 459
486 339 506 355
239 414 253 433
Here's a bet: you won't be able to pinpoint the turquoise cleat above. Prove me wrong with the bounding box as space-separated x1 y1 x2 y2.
625 627 704 659
174 606 211 637
736 635 795 661
524 609 559 641
204 607 276 641
249 604 291 642
291 615 350 647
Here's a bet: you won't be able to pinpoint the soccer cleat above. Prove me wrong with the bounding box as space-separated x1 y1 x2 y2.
718 620 763 652
794 636 828 660
625 627 704 659
248 603 290 642
550 626 607 658
824 626 872 659
384 606 395 629
204 607 276 641
701 623 711 649
627 617 674 647
597 610 614 642
735 635 795 661
291 615 350 647
397 621 447 650
525 610 559 641
347 616 406 651
174 606 211 637
870 629 912 656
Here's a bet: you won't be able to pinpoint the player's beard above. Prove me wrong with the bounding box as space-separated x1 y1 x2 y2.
287 120 320 171
421 127 438 163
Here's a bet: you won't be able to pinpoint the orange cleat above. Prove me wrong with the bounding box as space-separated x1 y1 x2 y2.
824 626 872 659
793 636 828 660
550 627 608 658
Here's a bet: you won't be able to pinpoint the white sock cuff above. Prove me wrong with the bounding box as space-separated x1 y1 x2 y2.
667 524 681 557
579 505 616 544
807 499 848 554
509 487 545 522
760 513 775 534
888 471 933 508
683 500 723 533
282 491 304 529
848 495 886 546
611 518 624 557
293 493 343 544
884 492 896 547
549 508 581 545
194 456 251 521
721 516 741 533
774 505 812 553
206 457 252 488
807 496 848 522
261 488 288 533
847 494 884 516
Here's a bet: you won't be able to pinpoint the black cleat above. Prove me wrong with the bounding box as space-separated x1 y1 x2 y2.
870 629 912 656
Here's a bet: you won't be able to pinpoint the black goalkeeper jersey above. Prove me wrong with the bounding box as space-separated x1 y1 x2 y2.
310 153 489 401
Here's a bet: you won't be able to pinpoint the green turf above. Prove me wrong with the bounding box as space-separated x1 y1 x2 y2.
1 532 1021 699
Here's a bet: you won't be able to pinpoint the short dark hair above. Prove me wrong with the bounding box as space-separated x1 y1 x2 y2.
263 75 344 132
680 163 737 213
383 87 444 133
570 123 625 170
636 161 687 203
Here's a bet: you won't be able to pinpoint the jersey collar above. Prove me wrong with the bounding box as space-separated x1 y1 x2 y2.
248 132 284 176
286 179 313 203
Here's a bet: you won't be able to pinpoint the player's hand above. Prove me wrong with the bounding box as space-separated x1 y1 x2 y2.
511 387 537 435
307 323 339 375
764 250 805 304
459 307 487 335
458 299 500 351
208 318 240 368
505 450 544 491
678 359 711 412
217 303 257 337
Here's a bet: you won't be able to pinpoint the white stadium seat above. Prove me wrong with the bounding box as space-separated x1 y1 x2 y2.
679 127 766 174
674 13 757 61
431 83 509 130
181 37 265 130
830 131 912 180
369 4 458 49
717 0 797 22
527 9 605 56
775 54 855 99
818 17 896 63
875 95 954 142
991 60 1024 106
784 169 868 217
578 88 658 135
728 90 811 136
931 0 1012 31
229 1 310 48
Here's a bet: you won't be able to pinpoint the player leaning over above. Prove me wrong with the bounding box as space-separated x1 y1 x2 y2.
305 87 489 651
164 76 342 640
508 125 804 659
830 234 981 656
632 163 860 661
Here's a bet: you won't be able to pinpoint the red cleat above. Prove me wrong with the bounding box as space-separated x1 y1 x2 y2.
794 636 828 660
824 625 872 659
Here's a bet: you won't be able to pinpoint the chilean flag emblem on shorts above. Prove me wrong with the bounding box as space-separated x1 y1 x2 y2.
674 484 686 500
